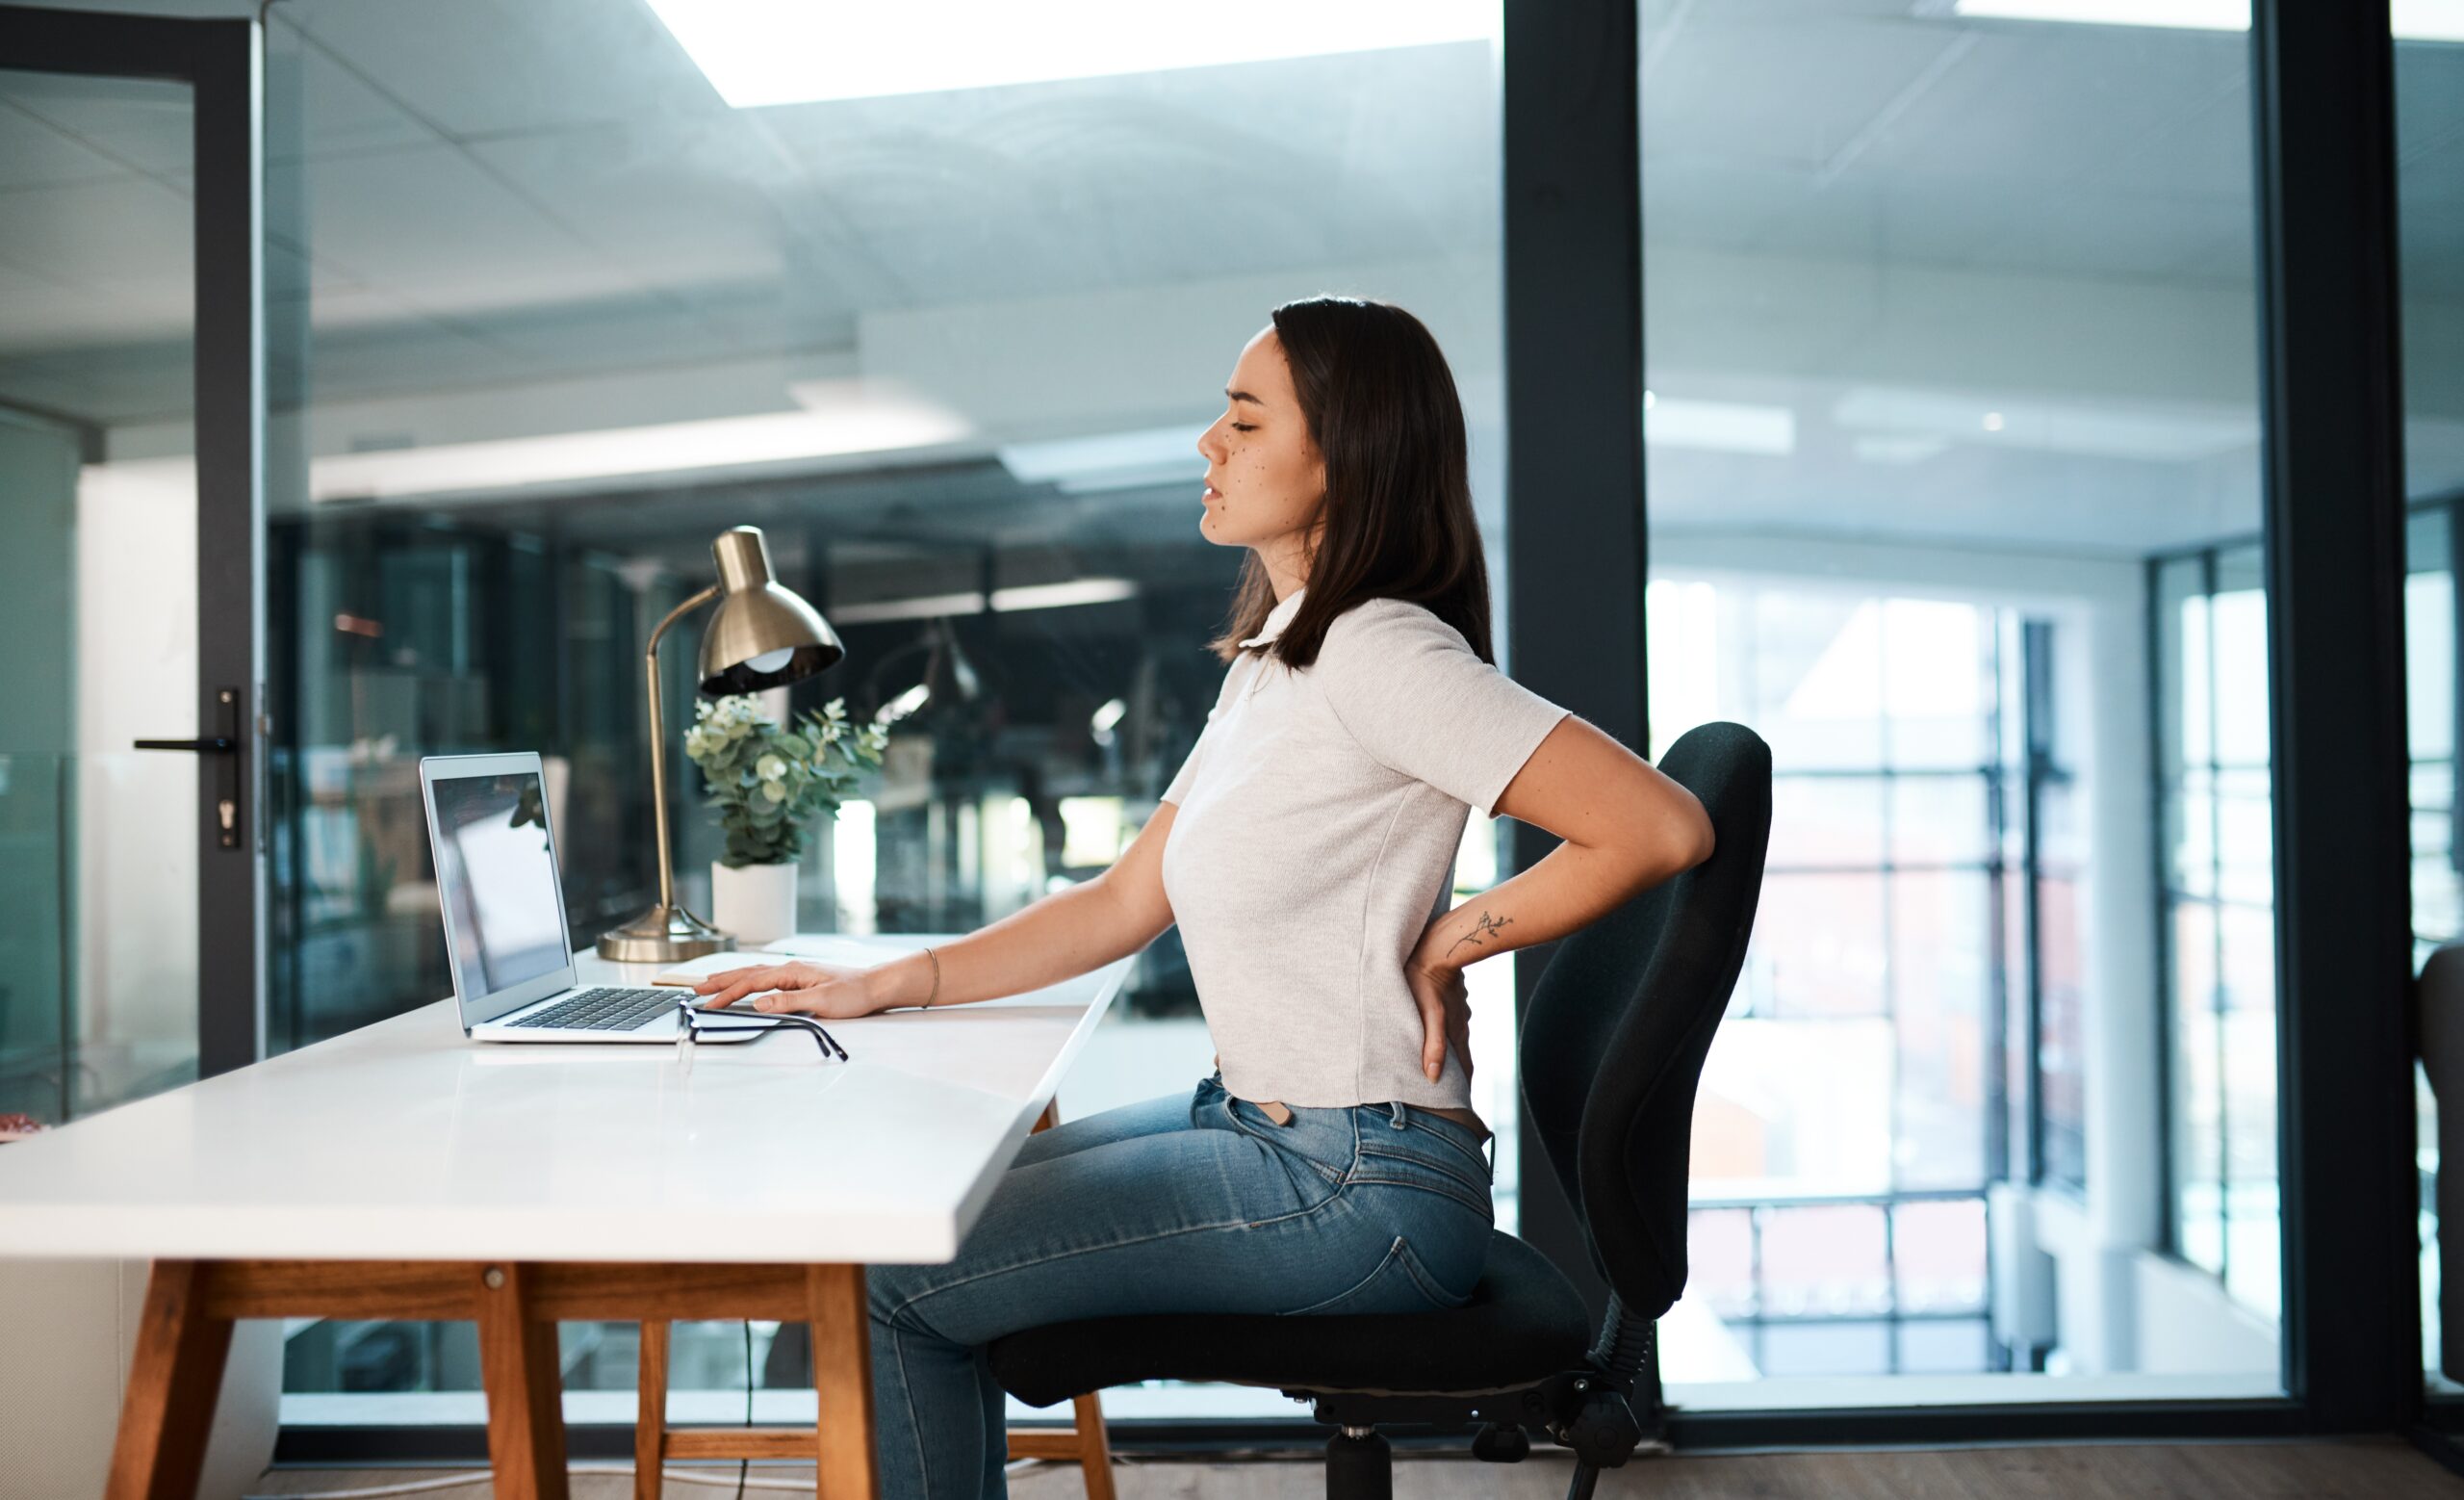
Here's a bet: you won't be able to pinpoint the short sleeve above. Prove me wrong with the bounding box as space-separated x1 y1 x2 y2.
1161 656 1251 805
1310 600 1571 817
1161 717 1214 805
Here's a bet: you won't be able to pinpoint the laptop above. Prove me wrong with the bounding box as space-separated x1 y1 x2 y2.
421 751 760 1044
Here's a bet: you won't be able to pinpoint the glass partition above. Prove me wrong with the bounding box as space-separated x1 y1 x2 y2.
0 69 205 1127
256 1 1506 1428
1638 0 2280 1398
2398 19 2464 1409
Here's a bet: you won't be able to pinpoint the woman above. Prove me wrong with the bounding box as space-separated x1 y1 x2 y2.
693 295 1716 1498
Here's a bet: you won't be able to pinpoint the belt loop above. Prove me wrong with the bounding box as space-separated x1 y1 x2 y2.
1388 1100 1407 1130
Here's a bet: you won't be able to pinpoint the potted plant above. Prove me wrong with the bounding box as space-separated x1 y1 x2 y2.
682 693 887 944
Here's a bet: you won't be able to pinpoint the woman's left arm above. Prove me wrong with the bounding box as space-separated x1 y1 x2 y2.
1405 715 1714 1081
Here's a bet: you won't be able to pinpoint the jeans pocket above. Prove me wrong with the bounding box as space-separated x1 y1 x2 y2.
1280 1235 1465 1316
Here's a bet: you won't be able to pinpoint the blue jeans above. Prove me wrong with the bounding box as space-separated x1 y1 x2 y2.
863 1068 1498 1498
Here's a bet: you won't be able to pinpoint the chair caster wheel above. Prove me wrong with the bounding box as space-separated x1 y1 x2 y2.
1472 1421 1530 1461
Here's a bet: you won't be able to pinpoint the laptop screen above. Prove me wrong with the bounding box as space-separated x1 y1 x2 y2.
429 766 572 1011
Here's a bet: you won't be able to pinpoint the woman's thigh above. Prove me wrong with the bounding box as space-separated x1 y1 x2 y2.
870 1109 1406 1347
1010 1085 1200 1172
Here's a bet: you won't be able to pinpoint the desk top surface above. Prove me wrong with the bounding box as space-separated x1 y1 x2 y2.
0 937 1131 1264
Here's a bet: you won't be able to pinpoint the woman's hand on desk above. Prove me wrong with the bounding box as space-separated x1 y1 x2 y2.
692 961 888 1020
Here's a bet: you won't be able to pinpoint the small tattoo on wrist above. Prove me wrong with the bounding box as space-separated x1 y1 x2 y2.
1445 911 1511 963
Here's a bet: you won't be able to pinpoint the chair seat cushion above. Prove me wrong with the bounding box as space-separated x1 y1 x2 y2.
986 1229 1593 1409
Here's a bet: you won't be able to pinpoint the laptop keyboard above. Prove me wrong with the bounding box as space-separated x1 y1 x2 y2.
509 987 679 1031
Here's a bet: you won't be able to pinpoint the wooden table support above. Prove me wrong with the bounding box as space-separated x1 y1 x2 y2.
105 1256 883 1500
630 1100 1116 1500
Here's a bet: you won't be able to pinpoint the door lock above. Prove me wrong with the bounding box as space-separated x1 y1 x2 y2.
135 686 244 850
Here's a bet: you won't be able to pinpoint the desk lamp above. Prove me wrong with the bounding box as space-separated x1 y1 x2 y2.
597 526 843 963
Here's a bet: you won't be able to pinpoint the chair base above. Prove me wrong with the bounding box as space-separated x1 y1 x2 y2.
1298 1374 1669 1500
1292 1365 1665 1469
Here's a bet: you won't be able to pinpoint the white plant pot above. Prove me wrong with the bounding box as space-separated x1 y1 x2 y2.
711 860 798 946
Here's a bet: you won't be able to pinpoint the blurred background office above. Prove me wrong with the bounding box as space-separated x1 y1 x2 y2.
0 0 2459 1453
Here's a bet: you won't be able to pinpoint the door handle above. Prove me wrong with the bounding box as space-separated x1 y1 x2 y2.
131 687 244 849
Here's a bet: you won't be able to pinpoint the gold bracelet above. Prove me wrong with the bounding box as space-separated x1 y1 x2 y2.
921 945 941 1010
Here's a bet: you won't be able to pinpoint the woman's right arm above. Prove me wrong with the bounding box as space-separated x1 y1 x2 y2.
694 800 1184 1014
862 798 1182 1009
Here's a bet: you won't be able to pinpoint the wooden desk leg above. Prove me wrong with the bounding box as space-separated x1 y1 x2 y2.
636 1320 671 1500
106 1259 235 1500
809 1264 878 1500
475 1262 570 1500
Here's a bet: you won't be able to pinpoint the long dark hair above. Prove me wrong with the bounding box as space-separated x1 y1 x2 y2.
1203 295 1497 670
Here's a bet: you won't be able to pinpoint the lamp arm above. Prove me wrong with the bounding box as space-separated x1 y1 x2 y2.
644 584 722 918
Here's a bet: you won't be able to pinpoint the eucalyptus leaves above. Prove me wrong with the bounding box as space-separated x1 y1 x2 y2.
683 694 888 868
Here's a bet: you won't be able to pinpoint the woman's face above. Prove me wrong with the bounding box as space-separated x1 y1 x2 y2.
1195 327 1325 574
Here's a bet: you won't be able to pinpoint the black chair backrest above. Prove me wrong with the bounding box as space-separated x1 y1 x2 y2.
1516 720 1773 1322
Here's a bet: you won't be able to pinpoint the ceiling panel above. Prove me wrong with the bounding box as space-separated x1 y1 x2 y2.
287 0 727 140
0 175 191 305
0 69 192 177
1641 13 1960 169
442 289 739 373
2094 83 2254 202
293 142 650 321
266 17 438 165
0 97 129 190
466 116 806 297
0 337 192 425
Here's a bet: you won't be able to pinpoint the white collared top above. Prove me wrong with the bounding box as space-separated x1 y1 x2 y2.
1158 586 1571 1110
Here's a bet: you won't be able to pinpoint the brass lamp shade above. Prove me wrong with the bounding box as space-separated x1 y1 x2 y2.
597 525 844 964
699 527 843 692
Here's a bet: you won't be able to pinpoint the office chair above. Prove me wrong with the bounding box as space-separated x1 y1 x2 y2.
986 720 1772 1500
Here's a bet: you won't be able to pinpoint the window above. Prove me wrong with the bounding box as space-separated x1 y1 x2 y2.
1639 0 2279 1389
2153 545 2278 1319
2397 23 2464 1391
1652 579 2072 1376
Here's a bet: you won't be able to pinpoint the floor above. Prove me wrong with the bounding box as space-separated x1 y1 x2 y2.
247 1438 2464 1499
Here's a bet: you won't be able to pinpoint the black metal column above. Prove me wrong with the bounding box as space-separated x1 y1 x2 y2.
2251 0 2416 1433
193 15 268 1078
1502 0 1646 1326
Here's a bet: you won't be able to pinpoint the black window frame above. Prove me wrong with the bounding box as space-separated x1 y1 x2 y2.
1508 0 2419 1449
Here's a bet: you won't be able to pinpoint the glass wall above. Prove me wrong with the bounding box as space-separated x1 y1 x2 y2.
2399 21 2464 1399
1639 0 2279 1395
0 68 208 1128
253 1 1506 1427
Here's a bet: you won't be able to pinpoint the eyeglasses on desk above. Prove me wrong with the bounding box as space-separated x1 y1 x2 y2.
676 1000 849 1060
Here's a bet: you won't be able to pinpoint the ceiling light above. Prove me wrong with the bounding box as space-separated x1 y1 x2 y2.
1644 397 1797 456
1983 412 2005 431
829 578 1139 626
643 0 1499 109
1852 434 1950 465
311 384 971 504
998 426 1200 493
1946 0 2464 42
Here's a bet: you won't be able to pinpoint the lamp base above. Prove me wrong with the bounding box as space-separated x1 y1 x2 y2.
596 903 731 964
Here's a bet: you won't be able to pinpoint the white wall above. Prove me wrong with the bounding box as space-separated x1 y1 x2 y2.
0 1259 280 1498
73 461 202 1113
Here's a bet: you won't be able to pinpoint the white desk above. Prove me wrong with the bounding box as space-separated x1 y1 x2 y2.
0 938 1135 1500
